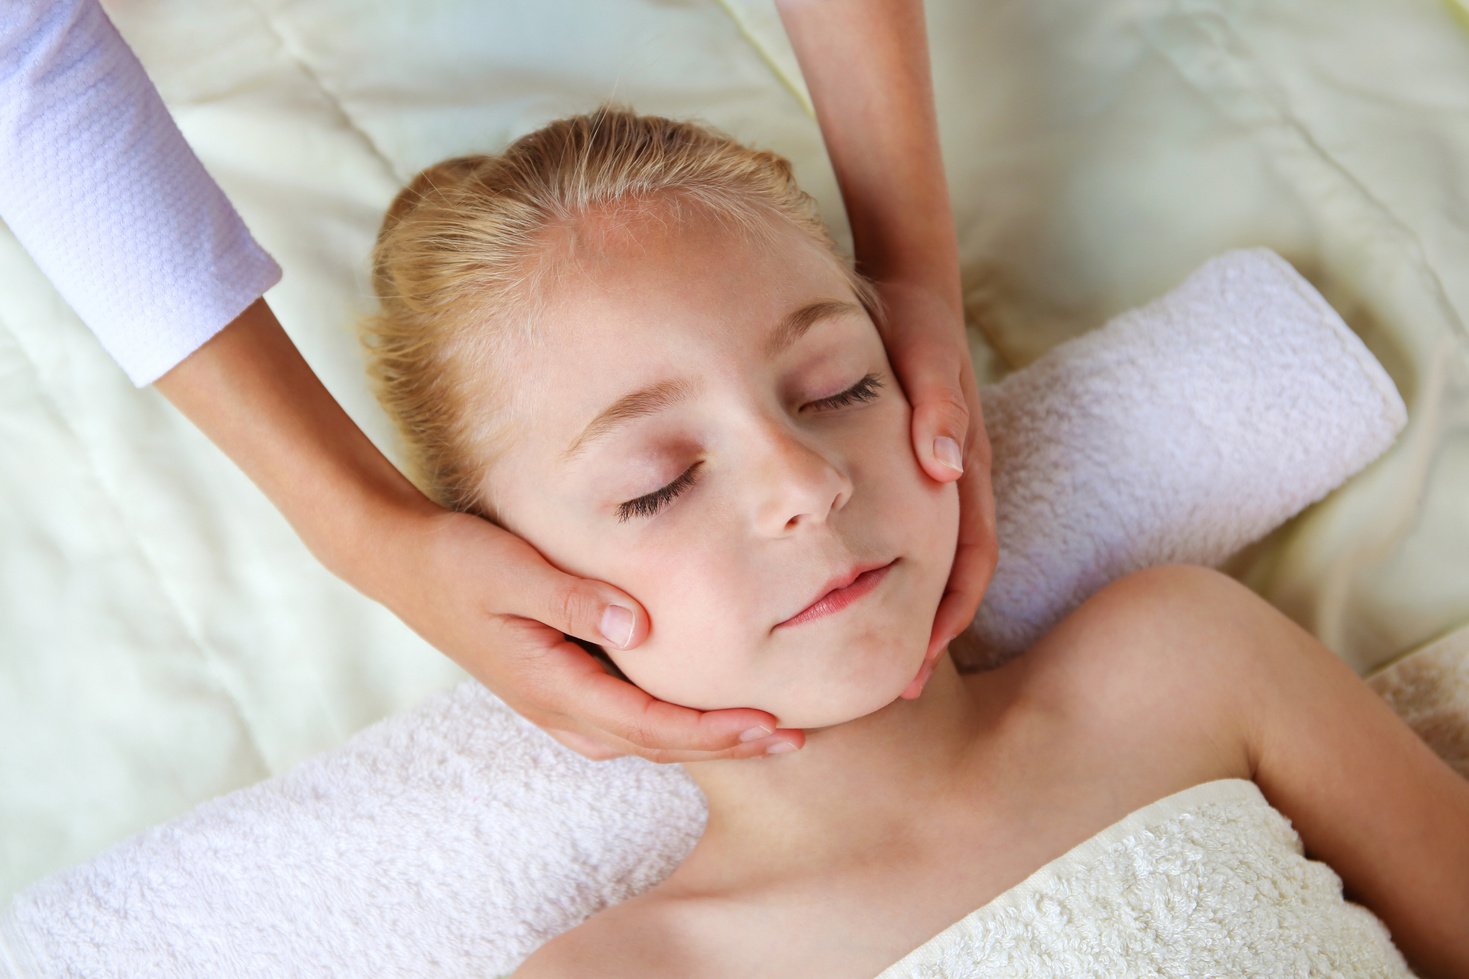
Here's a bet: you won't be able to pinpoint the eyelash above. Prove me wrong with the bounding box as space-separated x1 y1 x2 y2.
615 373 885 523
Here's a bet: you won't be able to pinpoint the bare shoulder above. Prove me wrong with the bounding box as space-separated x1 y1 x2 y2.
1026 562 1267 689
1097 565 1469 977
1149 569 1469 977
1018 564 1469 975
1006 563 1265 779
510 893 703 979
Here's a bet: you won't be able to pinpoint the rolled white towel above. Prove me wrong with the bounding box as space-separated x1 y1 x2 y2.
963 245 1407 668
0 247 1409 979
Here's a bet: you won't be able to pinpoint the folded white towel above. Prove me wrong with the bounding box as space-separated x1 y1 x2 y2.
4 680 704 979
0 247 1410 978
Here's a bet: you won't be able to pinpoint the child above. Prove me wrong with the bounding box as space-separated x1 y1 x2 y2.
361 106 1468 977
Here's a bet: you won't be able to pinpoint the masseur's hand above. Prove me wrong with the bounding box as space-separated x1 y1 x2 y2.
157 298 802 764
877 281 998 701
777 0 999 701
370 504 804 762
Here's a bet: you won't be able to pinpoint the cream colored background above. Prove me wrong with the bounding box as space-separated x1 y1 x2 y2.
2 0 1466 900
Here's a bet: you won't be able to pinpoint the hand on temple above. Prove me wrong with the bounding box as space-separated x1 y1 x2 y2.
874 280 998 701
777 0 1000 701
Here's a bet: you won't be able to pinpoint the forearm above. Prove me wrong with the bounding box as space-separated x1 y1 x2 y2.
153 297 435 597
775 0 962 316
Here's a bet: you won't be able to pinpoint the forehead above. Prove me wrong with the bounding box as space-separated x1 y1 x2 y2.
473 202 870 528
485 202 857 467
532 200 852 350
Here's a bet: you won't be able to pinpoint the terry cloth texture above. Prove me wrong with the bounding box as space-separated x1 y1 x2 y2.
875 779 1414 978
961 246 1406 669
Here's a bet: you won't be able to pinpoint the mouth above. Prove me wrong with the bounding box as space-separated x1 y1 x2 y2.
775 558 898 630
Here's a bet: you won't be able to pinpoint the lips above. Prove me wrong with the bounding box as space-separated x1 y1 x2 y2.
777 558 896 629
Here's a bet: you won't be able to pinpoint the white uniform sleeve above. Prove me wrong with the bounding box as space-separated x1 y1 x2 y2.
0 0 283 386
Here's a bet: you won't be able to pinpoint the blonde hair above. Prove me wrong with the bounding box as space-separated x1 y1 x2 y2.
361 104 881 524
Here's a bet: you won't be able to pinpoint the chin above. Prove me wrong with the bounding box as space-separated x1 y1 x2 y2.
615 622 931 728
776 660 927 729
774 691 905 730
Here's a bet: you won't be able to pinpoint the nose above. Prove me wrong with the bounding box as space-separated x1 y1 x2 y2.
749 422 853 536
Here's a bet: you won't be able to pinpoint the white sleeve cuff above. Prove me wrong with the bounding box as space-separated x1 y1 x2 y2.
0 0 283 387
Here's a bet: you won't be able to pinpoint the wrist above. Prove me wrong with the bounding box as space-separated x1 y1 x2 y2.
307 455 442 602
870 267 965 328
155 297 447 602
838 166 963 320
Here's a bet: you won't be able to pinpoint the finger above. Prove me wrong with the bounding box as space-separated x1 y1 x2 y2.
925 460 999 662
926 531 998 660
534 639 800 761
494 535 652 651
544 701 807 764
912 393 970 484
501 632 804 762
898 657 937 700
546 728 626 761
551 719 805 764
902 362 972 485
926 538 998 663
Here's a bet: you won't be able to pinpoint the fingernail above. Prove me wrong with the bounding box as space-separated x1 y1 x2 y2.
765 741 798 755
910 661 935 696
934 436 964 474
599 604 634 649
740 725 774 743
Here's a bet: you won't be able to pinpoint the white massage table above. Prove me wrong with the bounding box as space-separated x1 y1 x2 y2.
2 0 1467 901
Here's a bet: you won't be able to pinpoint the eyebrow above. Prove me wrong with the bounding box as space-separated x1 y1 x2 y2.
561 298 864 463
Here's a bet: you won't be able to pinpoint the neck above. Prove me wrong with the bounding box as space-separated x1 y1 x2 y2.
676 654 1024 891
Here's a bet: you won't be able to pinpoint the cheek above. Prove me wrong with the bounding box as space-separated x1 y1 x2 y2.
936 485 962 581
916 473 961 568
885 448 962 601
610 625 755 713
876 416 960 540
601 549 756 702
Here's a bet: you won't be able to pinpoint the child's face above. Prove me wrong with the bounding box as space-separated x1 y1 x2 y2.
490 204 959 729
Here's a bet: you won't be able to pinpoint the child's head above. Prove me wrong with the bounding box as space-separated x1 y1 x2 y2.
363 106 959 729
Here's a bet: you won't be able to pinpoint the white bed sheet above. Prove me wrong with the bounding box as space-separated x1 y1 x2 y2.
2 0 1466 900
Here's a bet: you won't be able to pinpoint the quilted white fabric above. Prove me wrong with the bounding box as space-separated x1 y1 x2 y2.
1 0 1467 914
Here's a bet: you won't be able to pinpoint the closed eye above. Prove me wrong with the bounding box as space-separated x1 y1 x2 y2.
804 372 883 411
617 462 701 523
615 373 885 523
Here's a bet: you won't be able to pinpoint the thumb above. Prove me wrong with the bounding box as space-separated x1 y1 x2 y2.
518 554 650 652
909 383 970 484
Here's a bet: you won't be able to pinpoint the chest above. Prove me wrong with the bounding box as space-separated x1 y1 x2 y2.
662 747 1243 978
